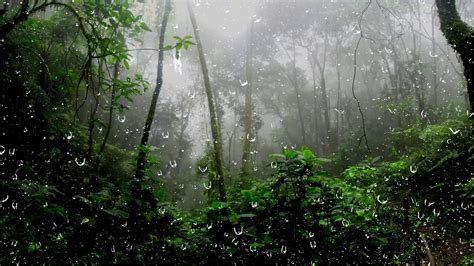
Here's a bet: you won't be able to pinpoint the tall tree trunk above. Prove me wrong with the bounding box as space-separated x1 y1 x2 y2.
187 0 226 202
431 5 439 108
314 33 330 154
308 52 321 155
435 0 474 113
174 96 191 177
290 40 307 145
335 36 342 148
240 21 254 176
135 0 171 179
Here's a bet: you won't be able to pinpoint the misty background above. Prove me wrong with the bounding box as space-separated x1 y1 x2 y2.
82 0 473 208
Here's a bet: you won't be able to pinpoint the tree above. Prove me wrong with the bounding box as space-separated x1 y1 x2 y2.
186 0 227 202
240 20 255 176
135 0 171 179
435 0 474 113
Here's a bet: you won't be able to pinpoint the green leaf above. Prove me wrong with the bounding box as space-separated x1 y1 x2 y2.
123 60 129 70
302 149 313 161
238 213 257 218
140 22 151 31
163 45 174 51
103 208 129 218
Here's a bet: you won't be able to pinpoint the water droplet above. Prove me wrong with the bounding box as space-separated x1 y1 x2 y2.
169 160 177 168
376 195 388 205
0 195 9 203
410 165 418 174
157 170 163 176
75 157 86 166
233 226 243 236
198 166 208 173
126 244 133 251
111 245 115 253
66 131 73 140
239 80 248 86
310 240 317 249
250 245 257 252
449 127 460 135
270 161 277 169
12 202 18 210
420 110 427 118
117 115 126 123
203 182 212 190
121 221 127 227
247 134 256 143
251 201 258 208
417 211 424 220
342 219 349 227
206 222 213 230
162 131 169 139
280 245 287 254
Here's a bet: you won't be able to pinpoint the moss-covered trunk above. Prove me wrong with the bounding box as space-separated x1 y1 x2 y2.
240 21 254 176
435 0 474 113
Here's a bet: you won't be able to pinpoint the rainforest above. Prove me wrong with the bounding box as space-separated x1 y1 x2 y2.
0 0 473 264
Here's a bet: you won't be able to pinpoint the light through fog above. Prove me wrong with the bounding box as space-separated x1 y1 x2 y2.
1 0 473 264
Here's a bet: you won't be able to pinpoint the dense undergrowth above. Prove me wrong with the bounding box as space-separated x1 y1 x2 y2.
1 113 472 264
1 1 473 265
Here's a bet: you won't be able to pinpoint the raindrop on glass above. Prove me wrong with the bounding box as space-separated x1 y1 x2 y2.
198 166 208 173
170 160 177 168
233 226 243 236
66 131 73 140
75 157 86 166
270 161 277 169
117 115 126 123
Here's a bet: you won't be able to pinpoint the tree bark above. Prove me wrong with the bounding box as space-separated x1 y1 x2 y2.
240 21 254 176
135 0 171 179
313 33 330 154
187 0 227 202
435 0 474 113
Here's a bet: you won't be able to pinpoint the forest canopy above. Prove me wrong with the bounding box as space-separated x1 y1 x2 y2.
0 0 473 264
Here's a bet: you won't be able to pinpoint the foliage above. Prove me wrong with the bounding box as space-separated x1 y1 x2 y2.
0 0 472 264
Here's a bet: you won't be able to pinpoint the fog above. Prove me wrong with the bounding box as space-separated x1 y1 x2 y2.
2 0 473 263
91 0 471 207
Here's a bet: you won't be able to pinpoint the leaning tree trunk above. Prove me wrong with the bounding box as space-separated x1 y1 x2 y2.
187 0 227 202
135 0 171 179
435 0 474 114
240 20 254 176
